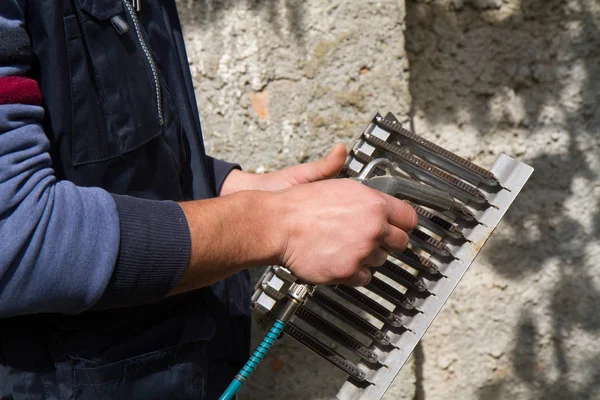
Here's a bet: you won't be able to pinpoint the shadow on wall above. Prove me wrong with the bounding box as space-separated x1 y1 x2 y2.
179 0 306 43
405 0 600 398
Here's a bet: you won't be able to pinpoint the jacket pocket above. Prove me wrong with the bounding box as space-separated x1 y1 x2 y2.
52 304 217 397
74 342 208 399
74 342 201 384
65 0 163 166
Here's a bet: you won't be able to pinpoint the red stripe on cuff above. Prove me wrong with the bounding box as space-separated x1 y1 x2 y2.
0 76 42 106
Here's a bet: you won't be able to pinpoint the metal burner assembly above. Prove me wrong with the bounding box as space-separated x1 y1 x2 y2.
244 112 533 400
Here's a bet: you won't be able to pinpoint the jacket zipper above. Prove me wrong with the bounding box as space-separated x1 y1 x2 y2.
123 0 164 126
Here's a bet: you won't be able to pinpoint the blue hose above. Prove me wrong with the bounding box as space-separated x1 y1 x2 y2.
219 319 286 400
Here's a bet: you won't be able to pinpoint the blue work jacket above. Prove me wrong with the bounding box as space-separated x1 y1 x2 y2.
0 1 251 398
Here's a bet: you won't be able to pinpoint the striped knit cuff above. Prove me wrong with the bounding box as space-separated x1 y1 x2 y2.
94 195 191 309
0 26 33 66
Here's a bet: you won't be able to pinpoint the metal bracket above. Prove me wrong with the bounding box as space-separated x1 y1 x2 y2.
251 111 533 400
336 153 533 400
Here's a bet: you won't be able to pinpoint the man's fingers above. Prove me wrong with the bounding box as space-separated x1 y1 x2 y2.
381 193 418 231
363 247 388 268
382 225 410 253
344 267 372 287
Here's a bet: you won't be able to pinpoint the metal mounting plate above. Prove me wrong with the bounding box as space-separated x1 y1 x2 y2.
335 153 533 400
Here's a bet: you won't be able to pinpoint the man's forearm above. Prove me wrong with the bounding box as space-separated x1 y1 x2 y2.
169 190 282 295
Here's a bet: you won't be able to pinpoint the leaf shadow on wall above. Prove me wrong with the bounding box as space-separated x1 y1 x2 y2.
177 0 306 44
406 0 600 398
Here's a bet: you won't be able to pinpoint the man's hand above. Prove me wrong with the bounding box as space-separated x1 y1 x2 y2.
172 177 416 295
219 143 348 195
274 178 417 286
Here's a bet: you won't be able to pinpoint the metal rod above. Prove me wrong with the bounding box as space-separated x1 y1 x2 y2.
373 114 500 187
379 260 430 294
334 285 404 328
391 248 441 276
409 229 454 258
282 321 370 382
366 276 416 311
310 290 392 346
294 306 380 364
413 205 466 241
363 132 489 205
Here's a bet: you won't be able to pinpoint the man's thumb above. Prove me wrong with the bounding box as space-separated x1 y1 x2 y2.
282 144 347 186
316 143 347 179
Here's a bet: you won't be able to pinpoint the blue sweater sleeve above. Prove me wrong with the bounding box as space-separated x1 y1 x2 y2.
0 1 190 317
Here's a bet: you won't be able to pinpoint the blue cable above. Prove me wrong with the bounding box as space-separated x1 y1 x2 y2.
219 319 286 400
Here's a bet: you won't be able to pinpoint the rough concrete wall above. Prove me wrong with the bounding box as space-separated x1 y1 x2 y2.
177 0 600 399
177 0 411 171
406 0 600 399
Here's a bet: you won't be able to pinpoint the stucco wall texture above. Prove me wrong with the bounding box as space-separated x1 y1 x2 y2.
177 0 600 399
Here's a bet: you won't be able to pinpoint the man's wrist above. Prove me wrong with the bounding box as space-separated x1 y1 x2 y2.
170 189 284 295
222 189 284 267
249 190 285 266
